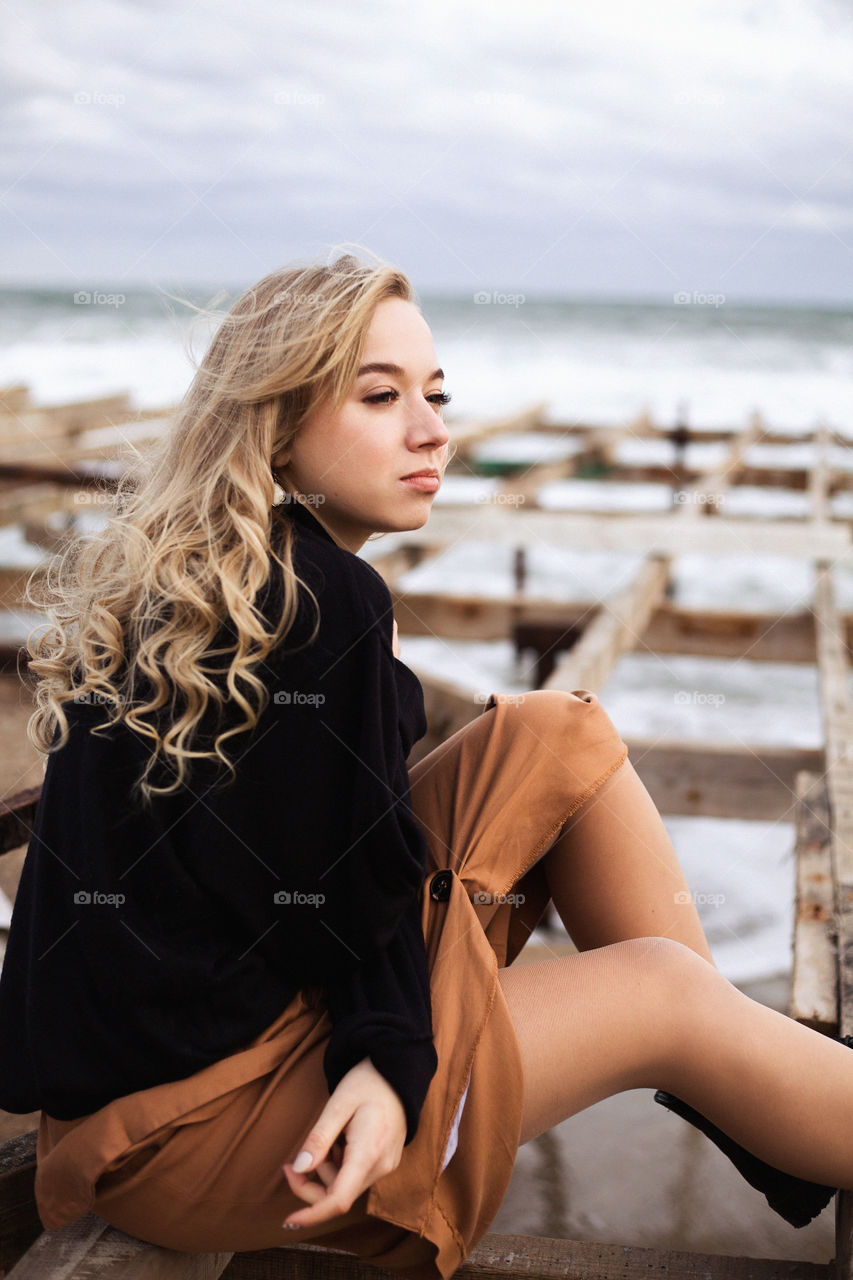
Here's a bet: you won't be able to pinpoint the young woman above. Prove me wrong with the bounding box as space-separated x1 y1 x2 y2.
1 251 853 1279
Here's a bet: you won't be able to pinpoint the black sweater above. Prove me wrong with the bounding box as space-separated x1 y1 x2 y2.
0 498 439 1144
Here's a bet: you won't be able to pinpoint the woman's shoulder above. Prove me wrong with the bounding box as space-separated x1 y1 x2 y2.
270 508 394 641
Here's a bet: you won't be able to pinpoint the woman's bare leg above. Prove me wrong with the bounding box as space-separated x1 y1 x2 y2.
498 938 853 1189
541 758 716 965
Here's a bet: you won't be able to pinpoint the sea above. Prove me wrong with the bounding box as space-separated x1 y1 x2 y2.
2 286 853 986
0 286 852 429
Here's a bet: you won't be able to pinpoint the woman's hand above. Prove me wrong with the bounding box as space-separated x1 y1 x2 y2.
392 619 401 659
281 1056 407 1230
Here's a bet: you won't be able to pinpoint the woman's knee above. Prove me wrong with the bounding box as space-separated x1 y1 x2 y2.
492 687 613 740
611 936 722 1018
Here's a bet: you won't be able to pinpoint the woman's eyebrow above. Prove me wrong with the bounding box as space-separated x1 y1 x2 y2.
357 362 444 381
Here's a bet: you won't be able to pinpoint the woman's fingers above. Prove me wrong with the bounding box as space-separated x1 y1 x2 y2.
282 1130 377 1228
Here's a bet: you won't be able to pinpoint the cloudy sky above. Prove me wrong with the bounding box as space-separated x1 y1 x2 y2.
3 0 852 302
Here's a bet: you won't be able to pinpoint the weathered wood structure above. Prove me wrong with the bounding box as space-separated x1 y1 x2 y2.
1 386 853 1275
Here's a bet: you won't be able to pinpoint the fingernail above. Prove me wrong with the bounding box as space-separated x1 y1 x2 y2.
282 1221 300 1229
292 1150 312 1173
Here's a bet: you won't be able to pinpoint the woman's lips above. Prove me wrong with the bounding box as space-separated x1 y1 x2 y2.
401 474 440 492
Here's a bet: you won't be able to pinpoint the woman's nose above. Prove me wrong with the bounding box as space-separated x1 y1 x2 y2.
408 398 450 447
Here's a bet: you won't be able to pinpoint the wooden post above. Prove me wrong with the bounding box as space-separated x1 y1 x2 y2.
813 566 853 1273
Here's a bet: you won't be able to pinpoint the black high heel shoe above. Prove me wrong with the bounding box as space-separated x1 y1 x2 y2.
654 1033 853 1229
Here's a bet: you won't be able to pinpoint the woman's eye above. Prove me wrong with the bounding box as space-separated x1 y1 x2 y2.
363 389 452 407
364 390 398 404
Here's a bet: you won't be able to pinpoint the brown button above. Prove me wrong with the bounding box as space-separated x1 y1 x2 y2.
429 870 453 902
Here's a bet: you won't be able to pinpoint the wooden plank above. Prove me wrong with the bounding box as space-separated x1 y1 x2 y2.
5 1211 233 1279
494 413 655 504
675 412 765 518
810 421 833 524
0 387 32 416
0 462 120 490
644 603 824 664
0 484 76 524
221 1235 828 1280
393 592 581 641
394 592 835 662
543 557 670 694
624 739 822 823
0 398 137 468
812 566 853 1275
447 402 548 453
72 415 172 458
814 568 853 903
401 507 852 559
0 788 41 857
789 771 838 1034
0 1131 40 1272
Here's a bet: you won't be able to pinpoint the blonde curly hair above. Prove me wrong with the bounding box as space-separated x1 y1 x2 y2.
25 250 417 806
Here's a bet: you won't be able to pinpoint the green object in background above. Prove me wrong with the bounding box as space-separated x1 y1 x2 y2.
471 461 525 477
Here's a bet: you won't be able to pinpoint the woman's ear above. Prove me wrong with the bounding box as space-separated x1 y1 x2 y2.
272 447 291 469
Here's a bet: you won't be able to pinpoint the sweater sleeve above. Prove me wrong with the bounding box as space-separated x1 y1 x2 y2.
267 557 438 1143
322 891 438 1145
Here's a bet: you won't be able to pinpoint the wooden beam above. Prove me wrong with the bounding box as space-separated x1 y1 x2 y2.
543 557 670 694
789 771 838 1035
0 1131 40 1272
0 387 32 416
624 738 820 822
393 593 589 642
223 1236 828 1280
401 508 852 559
675 412 766 518
447 402 548 454
643 603 823 664
5 1214 233 1278
0 462 120 490
0 788 40 857
812 565 853 1274
394 592 837 662
0 395 136 464
810 421 833 524
494 412 655 504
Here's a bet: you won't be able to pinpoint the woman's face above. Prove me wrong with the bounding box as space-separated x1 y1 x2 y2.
273 297 450 553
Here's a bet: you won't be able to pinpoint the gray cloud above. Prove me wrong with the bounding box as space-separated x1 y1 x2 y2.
1 0 851 299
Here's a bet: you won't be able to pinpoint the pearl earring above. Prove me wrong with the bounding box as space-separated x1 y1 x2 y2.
272 474 287 506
